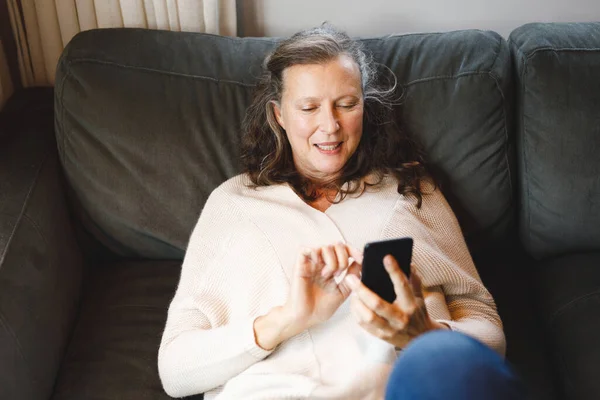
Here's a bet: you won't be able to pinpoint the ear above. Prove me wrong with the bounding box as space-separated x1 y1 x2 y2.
271 101 286 130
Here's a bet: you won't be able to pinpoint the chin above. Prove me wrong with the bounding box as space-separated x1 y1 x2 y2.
315 166 345 179
308 157 350 180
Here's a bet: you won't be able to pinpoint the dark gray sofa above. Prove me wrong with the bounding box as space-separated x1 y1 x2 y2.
510 23 600 400
0 22 598 400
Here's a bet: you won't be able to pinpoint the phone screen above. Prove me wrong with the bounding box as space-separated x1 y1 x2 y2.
361 237 413 304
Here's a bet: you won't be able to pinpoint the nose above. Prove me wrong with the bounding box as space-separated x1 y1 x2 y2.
319 105 340 134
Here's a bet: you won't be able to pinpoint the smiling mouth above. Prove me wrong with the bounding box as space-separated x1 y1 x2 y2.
314 142 342 151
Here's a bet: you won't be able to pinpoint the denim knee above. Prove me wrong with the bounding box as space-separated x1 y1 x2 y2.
385 330 526 400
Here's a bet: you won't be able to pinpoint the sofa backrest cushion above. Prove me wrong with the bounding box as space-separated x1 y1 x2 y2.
54 28 514 260
510 23 600 260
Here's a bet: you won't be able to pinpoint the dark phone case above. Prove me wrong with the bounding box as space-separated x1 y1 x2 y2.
361 237 413 304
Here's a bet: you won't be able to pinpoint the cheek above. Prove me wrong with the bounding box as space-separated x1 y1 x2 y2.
286 115 316 143
346 113 364 141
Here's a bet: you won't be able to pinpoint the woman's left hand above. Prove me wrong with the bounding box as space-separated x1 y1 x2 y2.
345 254 448 348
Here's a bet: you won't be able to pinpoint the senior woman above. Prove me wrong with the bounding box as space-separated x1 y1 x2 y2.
158 25 525 399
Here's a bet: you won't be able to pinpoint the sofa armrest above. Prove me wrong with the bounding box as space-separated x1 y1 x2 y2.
0 89 84 400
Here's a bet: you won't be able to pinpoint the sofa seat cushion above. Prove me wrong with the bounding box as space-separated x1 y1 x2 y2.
473 245 558 400
535 252 600 399
51 261 202 400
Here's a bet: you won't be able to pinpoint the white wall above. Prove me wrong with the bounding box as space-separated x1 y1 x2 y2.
239 0 600 38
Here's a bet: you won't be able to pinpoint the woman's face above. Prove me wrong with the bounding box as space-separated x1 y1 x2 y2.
273 55 364 183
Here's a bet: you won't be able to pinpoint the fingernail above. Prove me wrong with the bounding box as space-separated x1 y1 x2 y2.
345 274 359 288
301 248 312 260
383 255 392 266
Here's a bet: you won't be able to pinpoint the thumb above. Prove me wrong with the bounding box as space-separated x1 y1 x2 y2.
346 258 362 279
346 245 364 265
338 260 362 295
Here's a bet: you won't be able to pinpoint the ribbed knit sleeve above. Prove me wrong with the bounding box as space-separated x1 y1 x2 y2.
384 185 506 356
157 187 279 398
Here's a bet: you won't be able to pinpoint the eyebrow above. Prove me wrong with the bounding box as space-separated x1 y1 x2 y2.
294 94 360 105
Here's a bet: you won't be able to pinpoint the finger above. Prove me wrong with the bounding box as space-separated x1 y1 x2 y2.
295 248 313 278
321 245 338 279
384 255 416 314
350 295 394 333
338 264 362 296
351 296 397 340
333 242 349 274
351 278 403 324
310 248 324 276
409 264 424 299
358 321 398 341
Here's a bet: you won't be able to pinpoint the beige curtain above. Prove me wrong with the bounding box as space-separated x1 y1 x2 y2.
0 40 14 109
6 0 237 87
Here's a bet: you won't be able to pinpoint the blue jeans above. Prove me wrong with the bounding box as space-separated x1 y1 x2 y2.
385 330 527 400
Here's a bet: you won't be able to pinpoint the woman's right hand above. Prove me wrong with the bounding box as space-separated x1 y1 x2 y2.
254 243 363 350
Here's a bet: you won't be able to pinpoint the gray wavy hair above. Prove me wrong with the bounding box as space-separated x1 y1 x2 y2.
241 23 433 207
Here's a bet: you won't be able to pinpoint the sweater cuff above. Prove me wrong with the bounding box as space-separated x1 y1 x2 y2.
244 316 276 360
394 321 453 353
435 319 454 331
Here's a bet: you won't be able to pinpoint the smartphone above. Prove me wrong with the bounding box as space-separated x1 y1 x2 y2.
361 237 413 304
